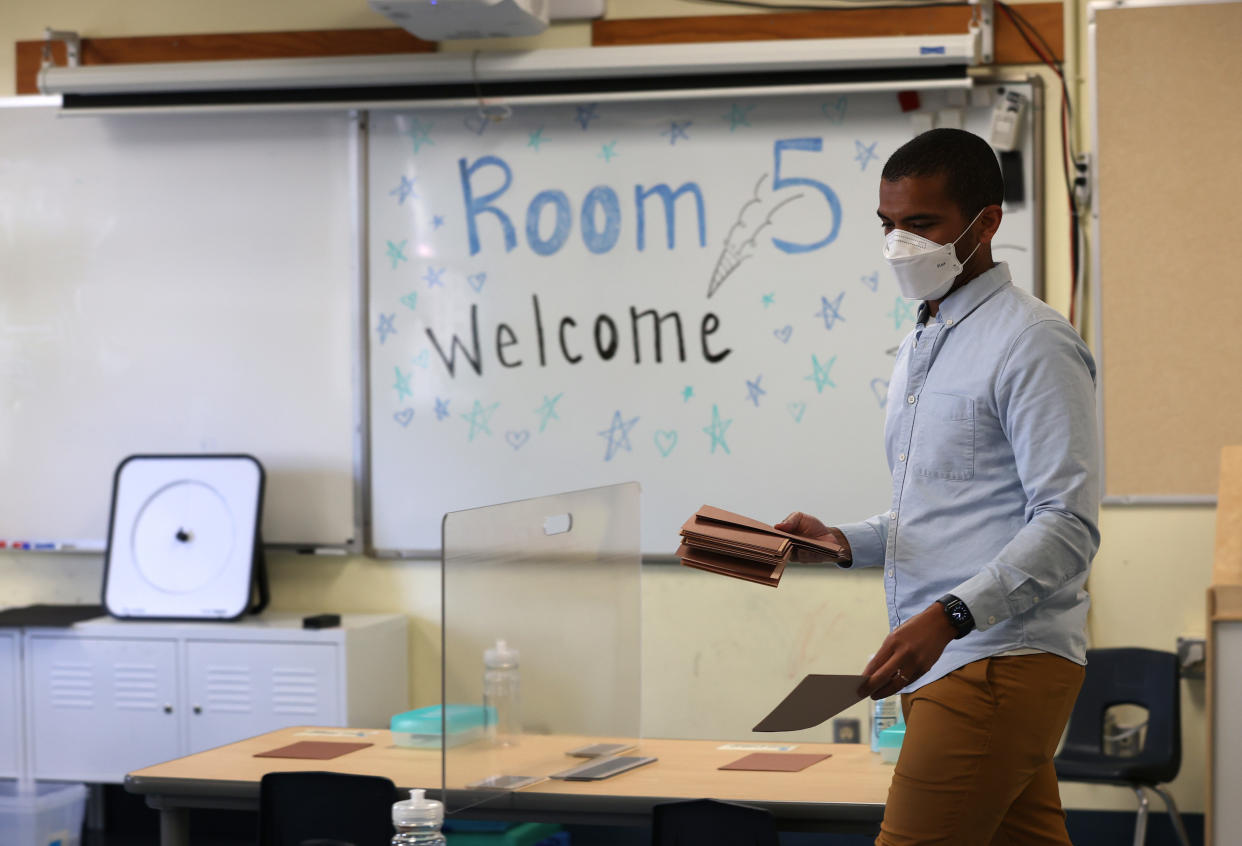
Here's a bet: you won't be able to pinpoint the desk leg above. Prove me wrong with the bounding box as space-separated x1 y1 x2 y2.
159 806 190 846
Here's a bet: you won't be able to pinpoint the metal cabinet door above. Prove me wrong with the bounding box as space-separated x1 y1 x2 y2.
28 635 180 782
0 633 21 778
185 640 340 754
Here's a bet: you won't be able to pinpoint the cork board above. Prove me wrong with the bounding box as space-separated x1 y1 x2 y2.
1214 447 1242 585
1092 1 1242 498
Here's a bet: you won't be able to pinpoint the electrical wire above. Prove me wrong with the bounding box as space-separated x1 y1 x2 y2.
686 0 971 11
996 1 1084 328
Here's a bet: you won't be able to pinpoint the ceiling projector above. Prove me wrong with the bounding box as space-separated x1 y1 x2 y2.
370 0 552 40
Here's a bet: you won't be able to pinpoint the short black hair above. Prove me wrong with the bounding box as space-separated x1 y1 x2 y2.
881 128 1004 219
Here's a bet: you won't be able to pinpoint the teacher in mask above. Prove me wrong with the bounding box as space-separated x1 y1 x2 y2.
777 128 1100 846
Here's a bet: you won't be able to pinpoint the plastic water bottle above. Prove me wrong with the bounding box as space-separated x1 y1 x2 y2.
483 638 521 746
391 788 446 845
870 696 899 754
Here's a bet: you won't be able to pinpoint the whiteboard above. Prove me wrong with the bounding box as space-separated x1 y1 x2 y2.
0 101 359 550
367 82 1040 554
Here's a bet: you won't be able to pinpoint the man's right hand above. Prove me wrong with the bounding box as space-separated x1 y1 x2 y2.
774 511 852 564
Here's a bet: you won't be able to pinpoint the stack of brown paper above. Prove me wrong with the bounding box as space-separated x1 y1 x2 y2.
677 505 847 587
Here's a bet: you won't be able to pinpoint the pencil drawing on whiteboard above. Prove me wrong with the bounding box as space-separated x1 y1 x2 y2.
707 173 803 298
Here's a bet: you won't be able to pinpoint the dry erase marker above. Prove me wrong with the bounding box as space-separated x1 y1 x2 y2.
33 542 56 550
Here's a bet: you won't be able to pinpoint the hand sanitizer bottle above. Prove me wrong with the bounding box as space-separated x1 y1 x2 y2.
483 639 521 747
391 788 445 845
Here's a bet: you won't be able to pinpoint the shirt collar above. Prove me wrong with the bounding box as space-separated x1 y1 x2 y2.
916 261 1012 327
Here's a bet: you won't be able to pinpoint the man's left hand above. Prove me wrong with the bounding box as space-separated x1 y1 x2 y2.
858 603 958 700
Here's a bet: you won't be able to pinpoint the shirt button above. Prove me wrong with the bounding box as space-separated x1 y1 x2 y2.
888 511 897 519
898 453 906 461
907 394 916 405
946 318 955 326
988 616 997 625
887 569 894 579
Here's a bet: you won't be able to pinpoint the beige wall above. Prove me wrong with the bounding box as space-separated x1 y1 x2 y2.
0 0 1217 817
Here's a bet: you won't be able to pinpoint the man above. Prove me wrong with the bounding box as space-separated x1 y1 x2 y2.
776 128 1099 845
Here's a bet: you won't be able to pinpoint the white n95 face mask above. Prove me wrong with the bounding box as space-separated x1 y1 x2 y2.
883 208 985 301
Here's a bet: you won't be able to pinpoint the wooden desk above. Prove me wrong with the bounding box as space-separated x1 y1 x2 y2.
127 726 892 844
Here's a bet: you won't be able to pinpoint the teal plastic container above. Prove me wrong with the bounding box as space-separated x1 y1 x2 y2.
877 723 906 764
391 705 494 749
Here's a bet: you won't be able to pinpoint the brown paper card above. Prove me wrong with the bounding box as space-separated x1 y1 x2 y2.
678 544 784 587
753 674 867 732
254 741 372 760
719 752 832 772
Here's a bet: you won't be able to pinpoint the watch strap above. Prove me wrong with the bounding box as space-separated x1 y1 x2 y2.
937 593 975 639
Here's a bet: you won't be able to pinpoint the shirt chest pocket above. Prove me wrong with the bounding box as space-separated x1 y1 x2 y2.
911 392 975 481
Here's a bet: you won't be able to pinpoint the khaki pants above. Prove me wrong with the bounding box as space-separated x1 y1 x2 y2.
877 653 1085 846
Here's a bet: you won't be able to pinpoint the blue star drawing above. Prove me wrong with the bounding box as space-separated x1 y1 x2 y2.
805 354 838 394
761 292 775 308
434 397 450 421
887 296 919 329
598 140 619 163
393 366 412 402
854 140 879 171
400 291 418 310
376 313 396 345
861 271 879 292
534 393 563 432
815 292 846 330
702 404 732 455
432 215 445 230
745 375 766 408
575 103 599 131
460 399 499 442
423 266 445 288
661 120 693 145
385 239 408 270
528 127 547 150
389 175 416 205
406 117 434 153
598 410 639 462
723 103 753 131
682 386 694 402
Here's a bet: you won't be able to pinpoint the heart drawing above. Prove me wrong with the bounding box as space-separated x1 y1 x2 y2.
467 272 487 292
394 408 414 427
870 378 890 408
506 430 530 450
773 325 793 344
654 430 678 457
787 402 807 423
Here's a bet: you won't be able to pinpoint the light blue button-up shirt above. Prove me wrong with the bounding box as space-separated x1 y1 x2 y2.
837 262 1100 692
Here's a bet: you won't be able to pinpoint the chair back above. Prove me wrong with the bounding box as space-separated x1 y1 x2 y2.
259 771 398 846
651 798 779 846
1060 648 1181 784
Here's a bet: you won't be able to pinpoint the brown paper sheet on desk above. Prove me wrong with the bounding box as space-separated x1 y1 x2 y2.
753 674 868 732
719 752 832 772
254 741 372 760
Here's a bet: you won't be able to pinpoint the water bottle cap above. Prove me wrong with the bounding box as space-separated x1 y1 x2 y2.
393 787 443 826
484 638 519 668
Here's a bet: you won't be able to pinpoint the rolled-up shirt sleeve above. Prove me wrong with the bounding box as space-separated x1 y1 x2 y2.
950 319 1101 631
835 512 890 569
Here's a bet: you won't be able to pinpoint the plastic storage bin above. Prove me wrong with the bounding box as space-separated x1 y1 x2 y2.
0 781 87 846
391 704 494 749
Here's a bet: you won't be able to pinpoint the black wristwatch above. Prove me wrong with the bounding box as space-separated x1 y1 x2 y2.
937 594 975 639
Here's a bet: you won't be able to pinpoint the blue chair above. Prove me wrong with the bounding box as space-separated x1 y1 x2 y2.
651 798 779 846
1053 648 1190 846
259 771 397 846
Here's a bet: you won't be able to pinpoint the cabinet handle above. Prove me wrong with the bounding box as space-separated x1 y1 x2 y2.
163 704 173 714
193 705 202 715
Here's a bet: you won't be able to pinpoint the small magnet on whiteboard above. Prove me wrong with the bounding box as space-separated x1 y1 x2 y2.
909 113 935 135
897 91 921 112
936 109 964 130
970 87 995 108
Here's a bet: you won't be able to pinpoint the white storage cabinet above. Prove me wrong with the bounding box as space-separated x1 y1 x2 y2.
0 630 21 778
24 613 407 783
